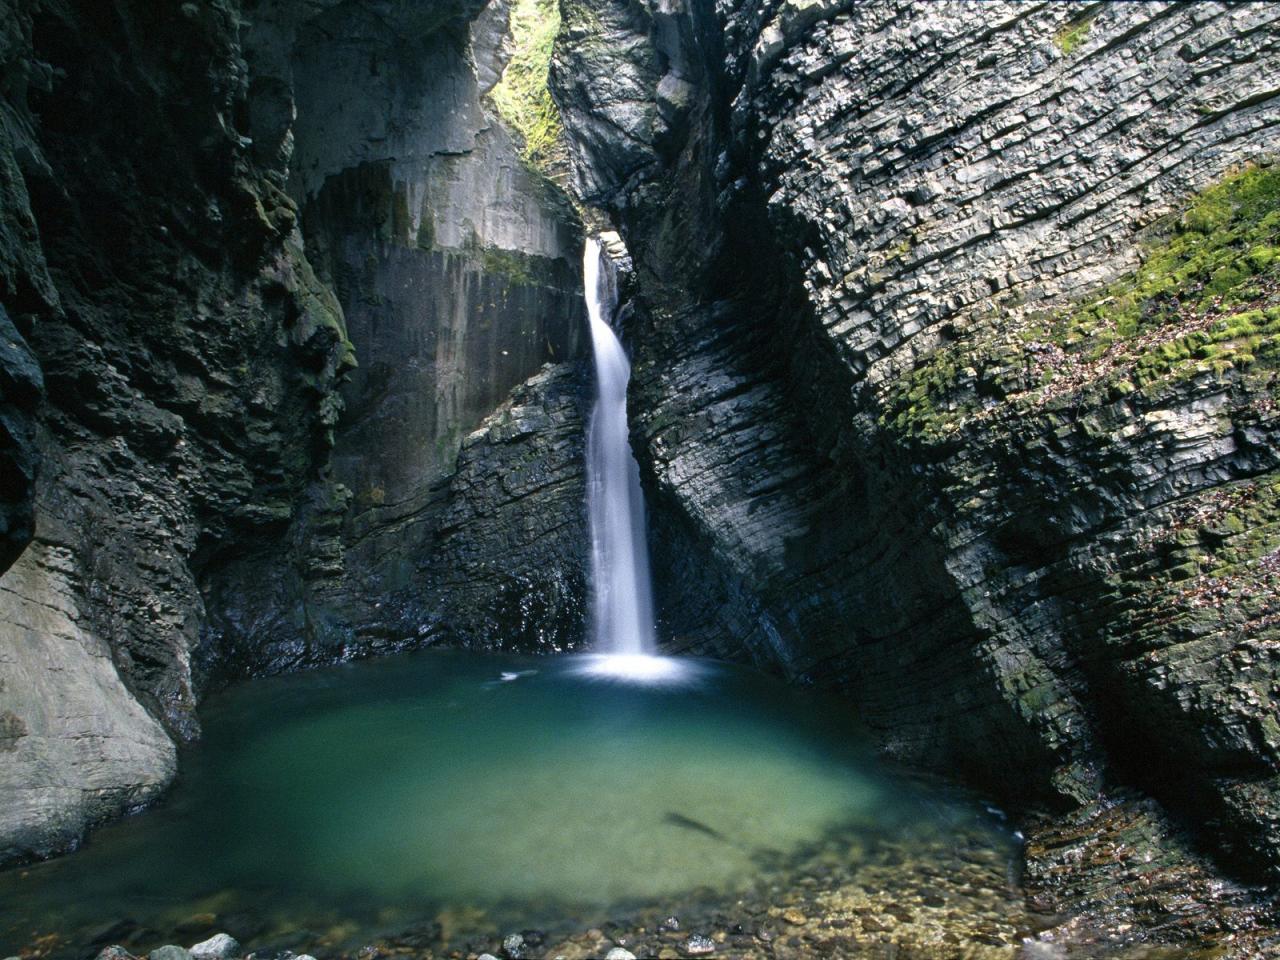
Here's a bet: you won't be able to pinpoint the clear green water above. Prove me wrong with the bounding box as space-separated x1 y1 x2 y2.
0 651 1016 956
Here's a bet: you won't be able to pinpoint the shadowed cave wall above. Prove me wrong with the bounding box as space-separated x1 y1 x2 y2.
0 0 590 864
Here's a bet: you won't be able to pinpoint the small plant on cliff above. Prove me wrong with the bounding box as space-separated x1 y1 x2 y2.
1054 12 1095 56
490 0 566 174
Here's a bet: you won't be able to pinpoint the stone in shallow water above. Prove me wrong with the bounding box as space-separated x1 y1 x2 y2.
605 949 637 960
189 934 240 959
502 932 526 958
149 948 193 960
682 934 716 956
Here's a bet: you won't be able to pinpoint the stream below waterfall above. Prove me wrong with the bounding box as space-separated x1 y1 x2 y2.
0 649 1029 958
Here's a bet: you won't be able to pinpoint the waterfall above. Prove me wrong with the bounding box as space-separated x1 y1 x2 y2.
583 236 657 657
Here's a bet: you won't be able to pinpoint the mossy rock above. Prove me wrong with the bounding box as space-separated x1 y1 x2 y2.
880 161 1280 440
489 0 566 175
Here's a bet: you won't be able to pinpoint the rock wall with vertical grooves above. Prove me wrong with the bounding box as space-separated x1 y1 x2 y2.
197 0 590 674
553 0 1280 880
0 0 591 864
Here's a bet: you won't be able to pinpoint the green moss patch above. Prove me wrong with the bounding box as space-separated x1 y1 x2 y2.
1048 163 1280 362
882 162 1280 440
489 0 566 173
1054 11 1095 56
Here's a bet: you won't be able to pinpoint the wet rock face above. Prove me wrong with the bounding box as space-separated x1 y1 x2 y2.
0 304 42 572
0 0 589 862
197 0 588 673
553 0 1280 876
201 361 590 672
0 0 356 860
426 363 589 651
1021 791 1280 954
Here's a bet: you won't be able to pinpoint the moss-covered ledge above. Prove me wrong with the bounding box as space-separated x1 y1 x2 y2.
881 162 1280 444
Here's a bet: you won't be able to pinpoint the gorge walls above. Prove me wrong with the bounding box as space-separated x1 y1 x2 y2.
1 0 1278 922
552 0 1280 880
198 0 590 676
0 0 356 861
0 0 588 863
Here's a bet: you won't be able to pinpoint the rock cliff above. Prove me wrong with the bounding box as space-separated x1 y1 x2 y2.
0 0 588 863
551 0 1280 896
197 0 589 677
1 5 1277 949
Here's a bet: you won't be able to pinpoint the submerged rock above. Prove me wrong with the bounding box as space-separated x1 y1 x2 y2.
681 934 716 956
189 933 240 960
148 948 193 960
501 931 526 958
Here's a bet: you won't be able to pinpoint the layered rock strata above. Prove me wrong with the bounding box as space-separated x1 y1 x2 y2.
552 0 1280 885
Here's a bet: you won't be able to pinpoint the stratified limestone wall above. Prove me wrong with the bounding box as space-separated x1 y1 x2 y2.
554 0 1280 877
752 0 1280 872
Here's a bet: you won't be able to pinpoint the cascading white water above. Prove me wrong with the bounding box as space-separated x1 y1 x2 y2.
584 236 656 655
579 237 692 683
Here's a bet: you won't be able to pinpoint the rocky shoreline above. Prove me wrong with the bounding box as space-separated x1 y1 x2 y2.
10 786 1277 960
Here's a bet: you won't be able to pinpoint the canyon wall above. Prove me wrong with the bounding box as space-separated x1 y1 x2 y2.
0 0 588 863
2 0 1277 922
553 0 1280 881
0 0 355 861
197 0 589 677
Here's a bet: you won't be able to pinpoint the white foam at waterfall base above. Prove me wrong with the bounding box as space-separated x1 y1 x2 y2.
584 236 673 681
573 652 704 685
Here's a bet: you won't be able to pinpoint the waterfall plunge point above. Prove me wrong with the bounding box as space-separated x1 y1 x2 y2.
580 237 692 685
